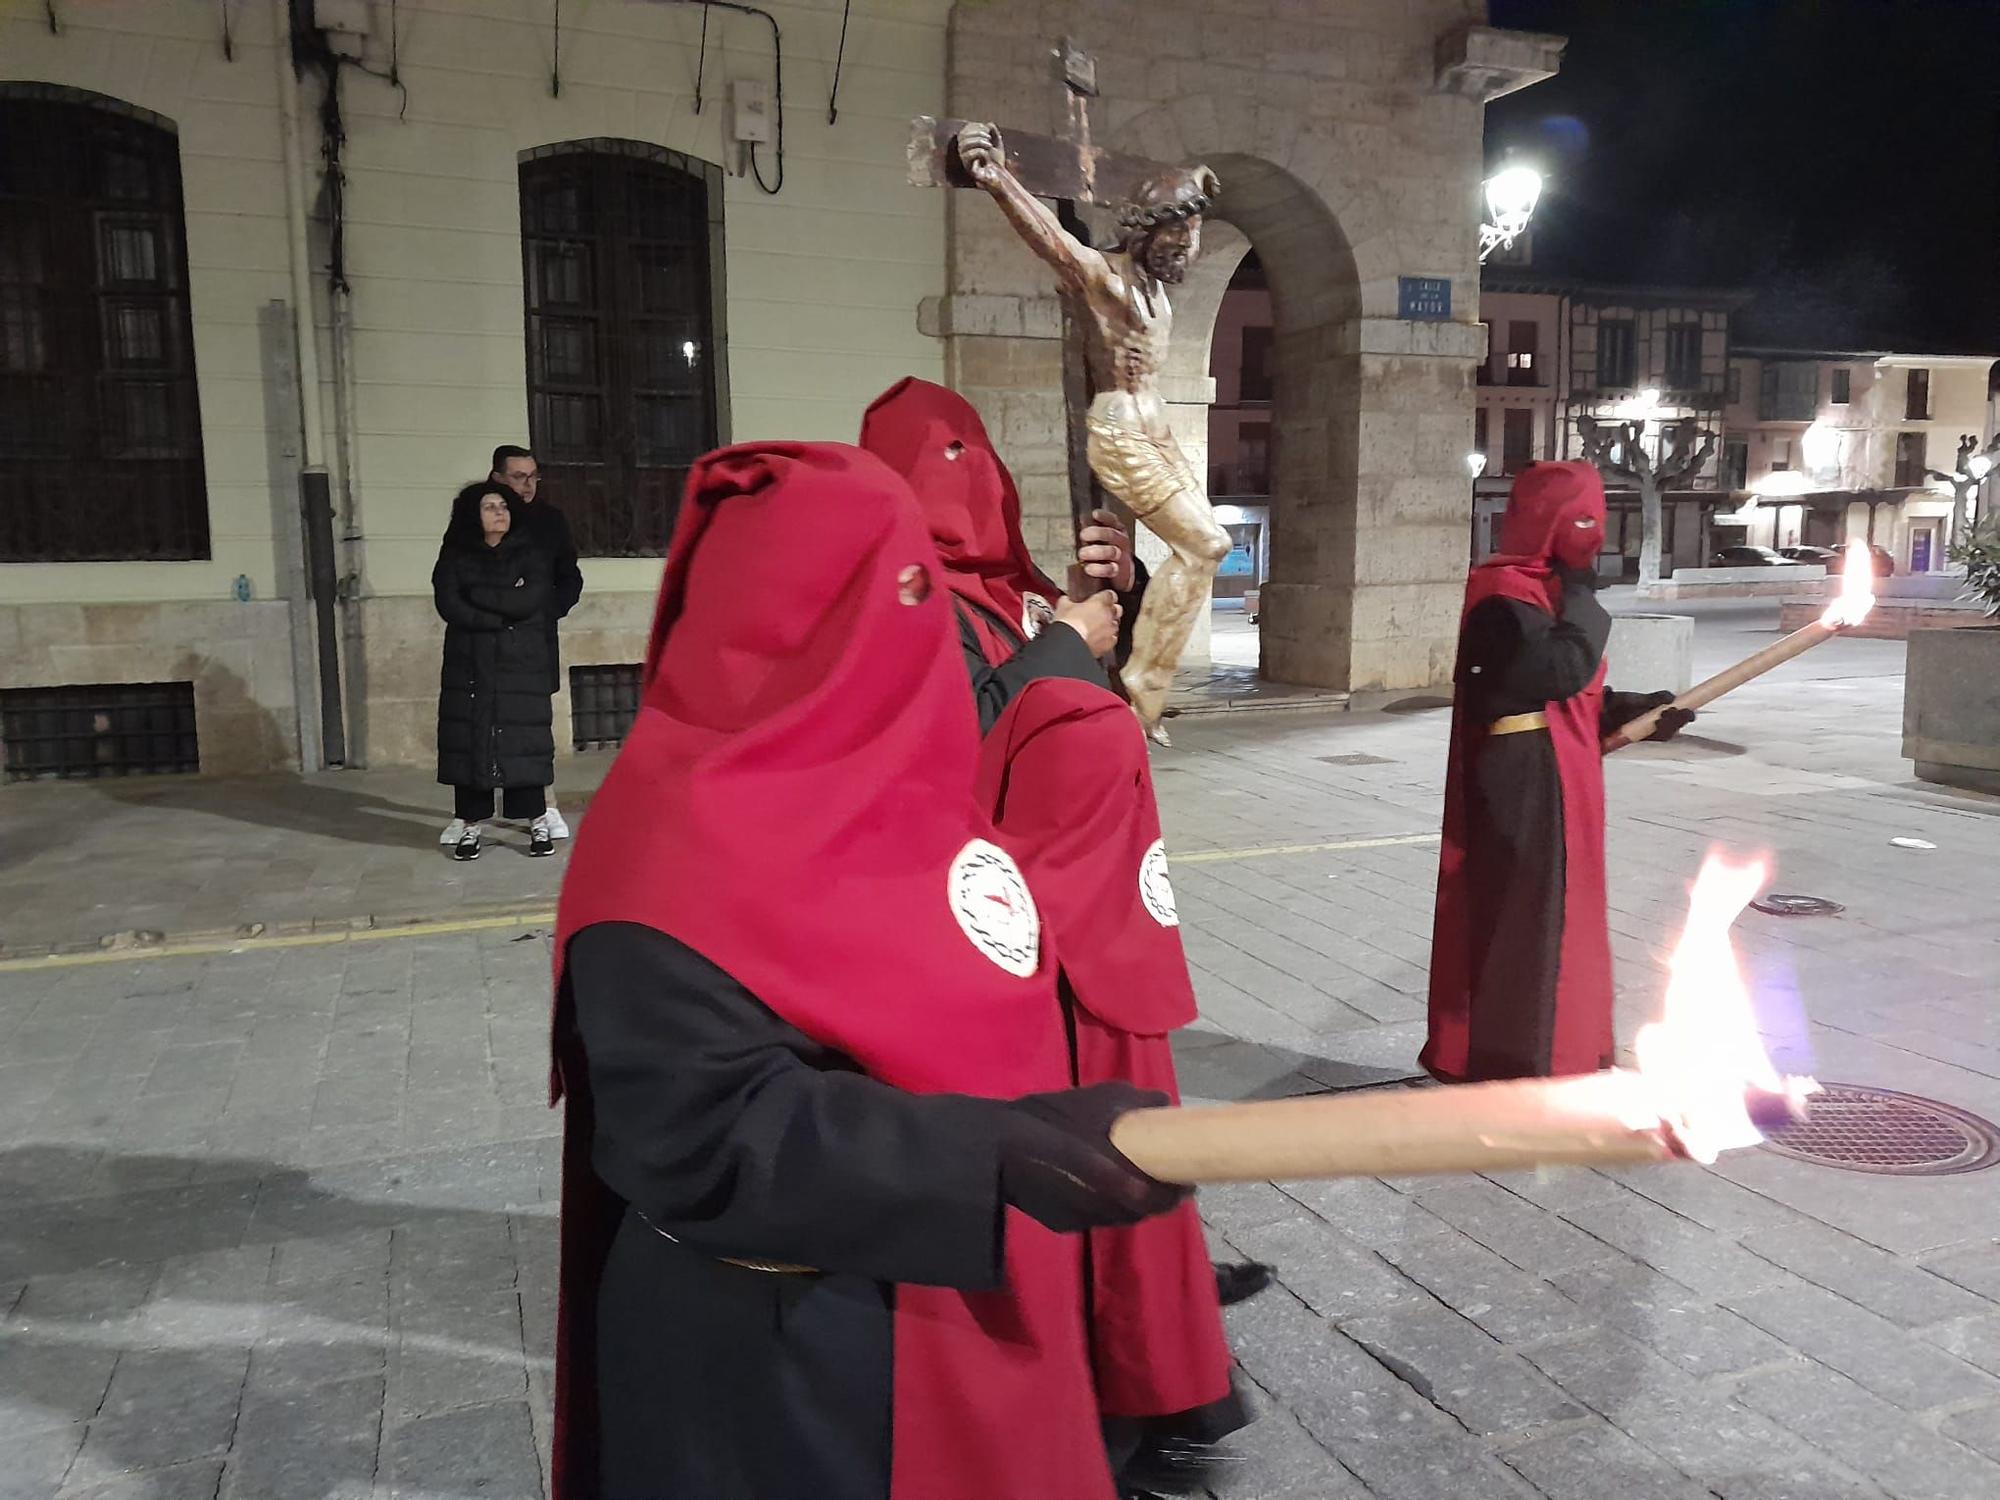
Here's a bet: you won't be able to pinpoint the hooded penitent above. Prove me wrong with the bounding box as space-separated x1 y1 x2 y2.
859 376 1063 665
1422 460 1616 1084
549 442 1114 1499
976 678 1236 1427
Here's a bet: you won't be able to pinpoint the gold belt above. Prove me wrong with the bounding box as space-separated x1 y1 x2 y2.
638 1211 818 1275
1487 712 1549 736
720 1256 819 1276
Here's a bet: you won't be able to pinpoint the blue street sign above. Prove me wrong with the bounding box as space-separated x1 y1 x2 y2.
1398 276 1452 321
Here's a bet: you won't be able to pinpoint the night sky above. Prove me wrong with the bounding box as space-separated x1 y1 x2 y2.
1484 0 2000 356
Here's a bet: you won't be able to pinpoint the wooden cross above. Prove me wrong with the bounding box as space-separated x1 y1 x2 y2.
910 39 1175 555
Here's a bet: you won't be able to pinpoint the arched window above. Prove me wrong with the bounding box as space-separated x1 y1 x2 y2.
0 87 208 561
519 141 725 556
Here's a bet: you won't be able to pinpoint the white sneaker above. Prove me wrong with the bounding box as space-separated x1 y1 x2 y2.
440 817 467 846
544 805 571 840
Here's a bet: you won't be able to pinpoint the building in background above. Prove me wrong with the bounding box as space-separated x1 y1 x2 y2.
1205 254 1272 611
1714 350 1997 572
1471 277 1742 576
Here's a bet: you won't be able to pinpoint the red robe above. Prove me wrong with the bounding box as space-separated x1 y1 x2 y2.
1423 461 1616 1083
977 678 1239 1427
549 443 1114 1500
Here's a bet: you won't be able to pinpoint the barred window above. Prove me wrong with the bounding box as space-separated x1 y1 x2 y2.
520 142 725 557
0 88 209 561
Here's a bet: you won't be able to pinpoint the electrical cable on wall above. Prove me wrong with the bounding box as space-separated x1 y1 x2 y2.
45 1 60 36
667 1 785 195
551 0 563 98
220 0 235 60
828 0 851 125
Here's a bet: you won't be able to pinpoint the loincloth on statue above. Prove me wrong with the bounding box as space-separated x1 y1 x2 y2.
1085 397 1201 521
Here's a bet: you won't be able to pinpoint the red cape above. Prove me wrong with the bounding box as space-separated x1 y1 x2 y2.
977 679 1230 1419
1423 464 1615 1083
861 376 1064 666
549 443 1113 1500
975 678 1196 1036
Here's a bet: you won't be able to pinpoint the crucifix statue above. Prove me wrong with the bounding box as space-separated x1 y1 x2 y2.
909 42 1228 742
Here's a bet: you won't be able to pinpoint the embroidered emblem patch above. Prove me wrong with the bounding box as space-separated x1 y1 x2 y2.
1138 839 1179 928
949 839 1041 977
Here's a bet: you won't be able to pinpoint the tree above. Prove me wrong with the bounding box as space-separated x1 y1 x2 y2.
1924 433 2000 544
1577 414 1718 589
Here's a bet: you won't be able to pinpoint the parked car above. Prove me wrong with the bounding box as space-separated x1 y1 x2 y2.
1779 545 1841 565
1780 541 1898 576
1711 545 1798 568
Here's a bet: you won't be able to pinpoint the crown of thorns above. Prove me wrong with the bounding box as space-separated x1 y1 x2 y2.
1116 192 1212 230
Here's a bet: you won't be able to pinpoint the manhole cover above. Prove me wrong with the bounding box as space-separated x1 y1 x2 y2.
1761 1084 2000 1176
1750 893 1845 917
1320 753 1395 766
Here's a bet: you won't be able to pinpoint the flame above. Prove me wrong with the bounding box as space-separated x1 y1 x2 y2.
1632 852 1815 1163
1818 540 1876 629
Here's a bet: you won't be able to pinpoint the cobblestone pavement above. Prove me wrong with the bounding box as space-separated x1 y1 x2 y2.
2 602 1997 1498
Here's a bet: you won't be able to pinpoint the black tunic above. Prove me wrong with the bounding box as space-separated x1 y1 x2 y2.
432 537 556 790
558 922 1014 1500
1452 575 1658 1075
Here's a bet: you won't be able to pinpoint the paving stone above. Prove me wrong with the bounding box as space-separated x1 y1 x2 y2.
1923 1313 2000 1379
1482 1165 1632 1215
0 1424 85 1500
388 1288 528 1418
1312 1430 1546 1500
221 1374 383 1500
1706 1455 1891 1500
1735 1363 2000 1500
1725 1281 2000 1411
1551 1260 1791 1377
58 1459 226 1500
1275 1176 1453 1248
1498 1419 1714 1500
383 1399 542 1500
1342 1298 1585 1436
1523 1329 1801 1485
1603 1163 1813 1236
1368 1228 1597 1347
1740 1221 1992 1328
1407 1177 1628 1275
1940 1403 2000 1465
1227 1216 1425 1322
1920 1240 2000 1302
0 1340 120 1438
81 1348 250 1471
1194 1179 1304 1235
1207 1396 1368 1498
1561 1194 1795 1299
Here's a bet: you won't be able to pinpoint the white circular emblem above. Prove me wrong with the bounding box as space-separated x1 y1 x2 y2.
948 839 1041 977
1022 592 1055 640
1138 839 1179 928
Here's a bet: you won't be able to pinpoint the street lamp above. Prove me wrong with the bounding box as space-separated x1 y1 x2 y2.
1467 451 1488 480
1466 451 1489 560
1479 164 1543 263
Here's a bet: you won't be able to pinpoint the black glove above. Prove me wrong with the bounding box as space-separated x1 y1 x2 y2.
998 1082 1186 1233
1652 706 1696 741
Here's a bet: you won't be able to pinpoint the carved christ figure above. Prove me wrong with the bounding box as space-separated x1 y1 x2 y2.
957 122 1230 741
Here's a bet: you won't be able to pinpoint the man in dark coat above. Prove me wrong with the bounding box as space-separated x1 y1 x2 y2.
1423 461 1693 1084
433 483 558 860
491 445 584 837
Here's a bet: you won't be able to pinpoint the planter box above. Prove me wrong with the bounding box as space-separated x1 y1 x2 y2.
1639 565 1826 602
1605 613 1694 694
1778 595 1986 639
1903 626 2000 794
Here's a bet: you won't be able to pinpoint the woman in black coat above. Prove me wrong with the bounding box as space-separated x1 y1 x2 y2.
433 482 557 861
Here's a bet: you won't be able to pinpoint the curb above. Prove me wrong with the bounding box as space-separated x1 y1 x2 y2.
0 898 559 965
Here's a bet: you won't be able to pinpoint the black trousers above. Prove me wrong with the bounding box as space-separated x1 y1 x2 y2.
454 785 546 822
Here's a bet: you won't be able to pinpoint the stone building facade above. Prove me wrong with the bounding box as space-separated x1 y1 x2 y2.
2 1 1556 779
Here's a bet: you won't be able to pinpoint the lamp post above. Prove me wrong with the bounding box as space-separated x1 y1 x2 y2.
1479 164 1543 263
1925 434 2000 545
